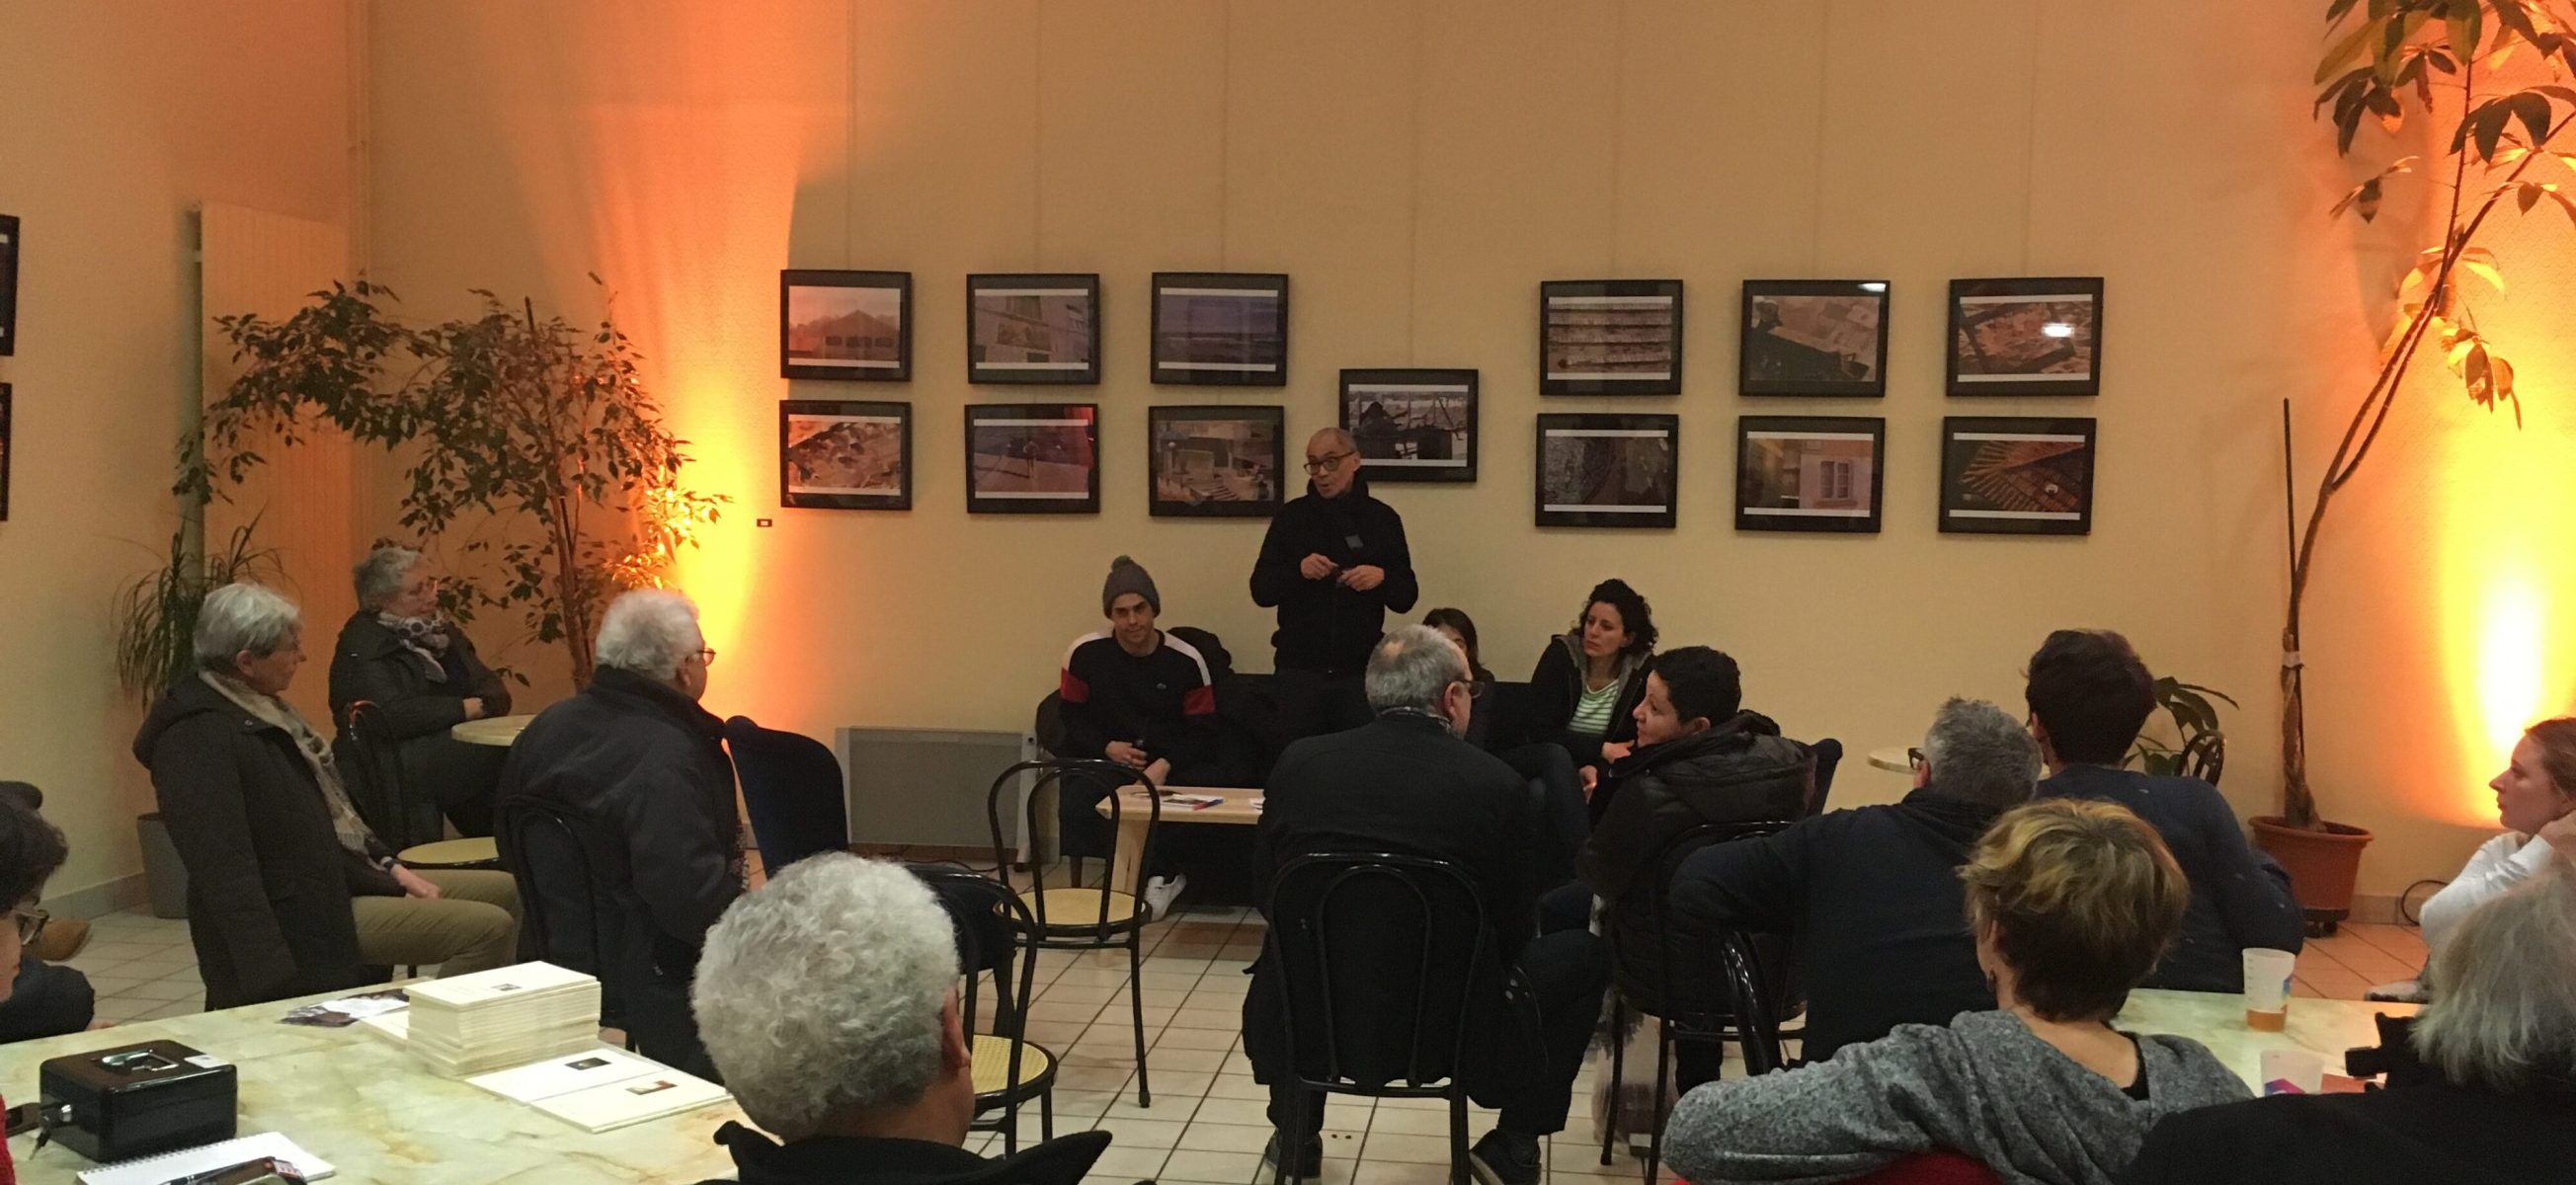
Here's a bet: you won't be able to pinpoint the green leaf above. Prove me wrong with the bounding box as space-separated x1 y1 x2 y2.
2447 3 2481 60
2321 15 2381 83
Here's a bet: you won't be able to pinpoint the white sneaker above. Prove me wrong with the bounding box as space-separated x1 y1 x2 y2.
1142 874 1187 919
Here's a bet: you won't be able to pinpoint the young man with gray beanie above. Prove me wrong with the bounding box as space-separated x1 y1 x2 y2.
1056 556 1221 916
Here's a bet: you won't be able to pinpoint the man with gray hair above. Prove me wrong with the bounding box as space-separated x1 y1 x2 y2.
1670 697 2042 1062
498 588 739 1077
687 854 1110 1185
1248 426 1418 743
1245 625 1607 1185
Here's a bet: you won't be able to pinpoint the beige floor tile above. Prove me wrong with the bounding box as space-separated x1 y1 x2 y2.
1176 1121 1273 1153
1146 1047 1228 1073
1088 1146 1173 1181
1187 1097 1283 1129
1207 1073 1268 1101
1053 967 1141 988
113 957 199 979
1103 1091 1200 1123
1050 1065 1135 1093
1364 1106 1471 1138
1358 1133 1460 1164
1090 1117 1188 1148
1161 1149 1265 1183
1168 1006 1243 1030
94 996 166 1022
1133 1069 1218 1101
1350 1161 1454 1185
1042 1089 1123 1119
83 976 151 997
1022 1020 1089 1046
1156 1027 1240 1052
1028 1000 1105 1024
112 978 201 1002
1038 984 1120 1005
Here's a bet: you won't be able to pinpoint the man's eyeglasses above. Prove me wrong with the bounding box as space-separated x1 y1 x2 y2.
11 908 47 945
696 648 718 667
1302 451 1356 474
1908 747 1927 773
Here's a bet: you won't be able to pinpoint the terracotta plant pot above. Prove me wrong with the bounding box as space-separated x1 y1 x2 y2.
2251 816 2374 930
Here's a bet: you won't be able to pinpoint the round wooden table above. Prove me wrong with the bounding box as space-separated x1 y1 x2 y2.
450 713 535 748
1867 745 1914 773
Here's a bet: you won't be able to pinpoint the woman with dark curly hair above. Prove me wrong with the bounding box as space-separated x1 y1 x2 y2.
1527 579 1656 811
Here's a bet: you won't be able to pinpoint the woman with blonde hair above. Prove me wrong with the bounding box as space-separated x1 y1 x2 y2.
2369 717 2576 1000
1662 798 2249 1185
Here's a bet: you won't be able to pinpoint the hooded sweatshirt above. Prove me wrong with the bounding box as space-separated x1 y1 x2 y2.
1668 788 2006 1060
1664 1010 2250 1185
1248 476 1416 675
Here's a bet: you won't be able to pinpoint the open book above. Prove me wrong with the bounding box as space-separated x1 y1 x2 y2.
467 1048 729 1133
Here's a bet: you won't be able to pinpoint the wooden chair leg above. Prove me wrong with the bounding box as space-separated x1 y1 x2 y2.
1600 994 1626 1166
1128 929 1153 1107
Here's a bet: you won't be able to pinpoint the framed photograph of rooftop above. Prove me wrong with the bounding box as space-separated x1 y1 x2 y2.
964 403 1099 514
1149 404 1284 516
1734 415 1885 533
0 215 19 356
1535 413 1678 528
1939 416 2096 535
1540 279 1683 396
1947 276 2103 396
779 399 912 511
1339 368 1478 484
780 270 913 382
966 273 1100 385
1739 280 1890 397
1151 273 1289 386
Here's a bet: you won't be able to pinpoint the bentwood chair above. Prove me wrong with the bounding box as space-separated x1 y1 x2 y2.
496 795 633 1047
722 716 849 872
985 758 1162 1107
344 700 502 871
921 868 1059 1154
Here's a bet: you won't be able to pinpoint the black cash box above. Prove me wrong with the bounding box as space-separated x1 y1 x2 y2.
39 1039 238 1162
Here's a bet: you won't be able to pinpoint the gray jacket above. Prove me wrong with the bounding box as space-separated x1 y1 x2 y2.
1662 1010 2250 1185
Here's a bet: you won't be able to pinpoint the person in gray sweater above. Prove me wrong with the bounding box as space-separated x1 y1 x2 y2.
1663 798 2251 1185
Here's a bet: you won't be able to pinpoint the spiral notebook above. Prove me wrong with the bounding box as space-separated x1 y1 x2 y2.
75 1131 334 1185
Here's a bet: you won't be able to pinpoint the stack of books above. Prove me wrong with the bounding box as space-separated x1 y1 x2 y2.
402 962 602 1076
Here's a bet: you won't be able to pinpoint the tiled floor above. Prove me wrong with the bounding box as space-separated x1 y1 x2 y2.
62 901 2422 1184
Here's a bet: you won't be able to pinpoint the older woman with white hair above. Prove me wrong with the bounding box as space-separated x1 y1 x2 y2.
687 854 1111 1185
132 583 520 1009
497 588 740 1077
328 546 514 842
2121 854 2576 1185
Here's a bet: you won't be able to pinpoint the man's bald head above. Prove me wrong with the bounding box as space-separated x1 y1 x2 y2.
1305 428 1360 498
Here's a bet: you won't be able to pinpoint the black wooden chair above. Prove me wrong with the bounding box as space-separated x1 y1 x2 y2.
920 868 1059 1154
723 715 848 872
344 700 501 871
496 795 632 1047
1263 852 1542 1185
2180 731 2226 786
985 758 1161 1107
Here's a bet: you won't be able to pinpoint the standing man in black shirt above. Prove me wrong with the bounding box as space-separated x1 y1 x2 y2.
1058 556 1222 917
1249 428 1418 743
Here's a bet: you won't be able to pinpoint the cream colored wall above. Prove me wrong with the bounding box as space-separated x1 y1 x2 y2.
361 0 2573 901
0 4 353 901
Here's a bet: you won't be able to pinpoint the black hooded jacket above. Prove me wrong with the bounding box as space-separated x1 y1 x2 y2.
1248 476 1416 675
1668 788 2006 1060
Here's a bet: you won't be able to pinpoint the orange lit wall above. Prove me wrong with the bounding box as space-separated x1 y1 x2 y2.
357 0 2576 907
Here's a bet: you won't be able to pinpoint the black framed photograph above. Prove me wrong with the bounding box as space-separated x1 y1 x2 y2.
0 384 12 521
1734 415 1886 533
1947 276 2103 396
1339 368 1477 484
0 215 18 356
1535 413 1678 528
966 274 1099 384
1540 279 1684 396
1148 405 1284 517
779 400 911 511
1151 273 1288 386
964 403 1099 514
1739 280 1890 397
780 270 913 381
1939 416 2097 535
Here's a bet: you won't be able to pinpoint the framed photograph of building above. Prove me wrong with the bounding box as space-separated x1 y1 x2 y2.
1339 368 1477 484
1151 273 1288 386
1148 405 1284 516
779 400 911 511
1733 415 1885 533
1535 413 1678 528
966 274 1100 384
1540 279 1683 396
1939 416 2096 535
0 384 12 521
964 403 1099 514
780 270 913 381
0 215 18 356
1947 276 2103 396
1739 280 1890 397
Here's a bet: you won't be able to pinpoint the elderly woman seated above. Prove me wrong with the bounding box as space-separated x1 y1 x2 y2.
134 583 519 1009
328 546 512 841
2121 854 2576 1185
1662 798 2249 1185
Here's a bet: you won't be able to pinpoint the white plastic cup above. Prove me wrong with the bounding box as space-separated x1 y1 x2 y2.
2260 1048 2324 1095
2243 947 2296 1030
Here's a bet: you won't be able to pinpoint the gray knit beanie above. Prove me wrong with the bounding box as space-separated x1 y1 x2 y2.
1102 555 1161 615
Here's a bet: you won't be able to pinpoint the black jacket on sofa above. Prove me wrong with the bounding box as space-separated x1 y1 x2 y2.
133 676 397 1009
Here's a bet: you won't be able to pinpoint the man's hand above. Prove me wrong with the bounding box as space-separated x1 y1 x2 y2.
2536 812 2576 852
1579 765 1600 800
1299 553 1341 581
461 696 486 721
1104 741 1151 768
1337 565 1385 592
392 865 443 900
1143 758 1173 788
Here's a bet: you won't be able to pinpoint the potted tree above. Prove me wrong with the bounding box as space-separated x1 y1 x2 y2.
2275 0 2568 920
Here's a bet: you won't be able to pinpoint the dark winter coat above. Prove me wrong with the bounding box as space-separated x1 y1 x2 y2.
132 676 398 1009
1248 477 1417 676
325 611 511 741
1525 633 1650 784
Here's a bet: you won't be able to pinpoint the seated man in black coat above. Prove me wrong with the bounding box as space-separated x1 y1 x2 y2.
499 589 742 1079
1246 626 1608 1185
1669 697 2039 1063
2024 629 2303 990
328 546 514 841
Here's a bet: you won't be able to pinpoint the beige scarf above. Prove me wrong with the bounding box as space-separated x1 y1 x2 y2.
200 671 384 863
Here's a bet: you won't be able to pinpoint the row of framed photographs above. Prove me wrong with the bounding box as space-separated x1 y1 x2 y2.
780 270 2104 397
779 397 2093 535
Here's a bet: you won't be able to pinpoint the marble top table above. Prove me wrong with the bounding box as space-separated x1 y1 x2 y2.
1096 786 1260 891
1866 745 1914 773
450 714 536 748
1 988 747 1184
2115 987 2421 1089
